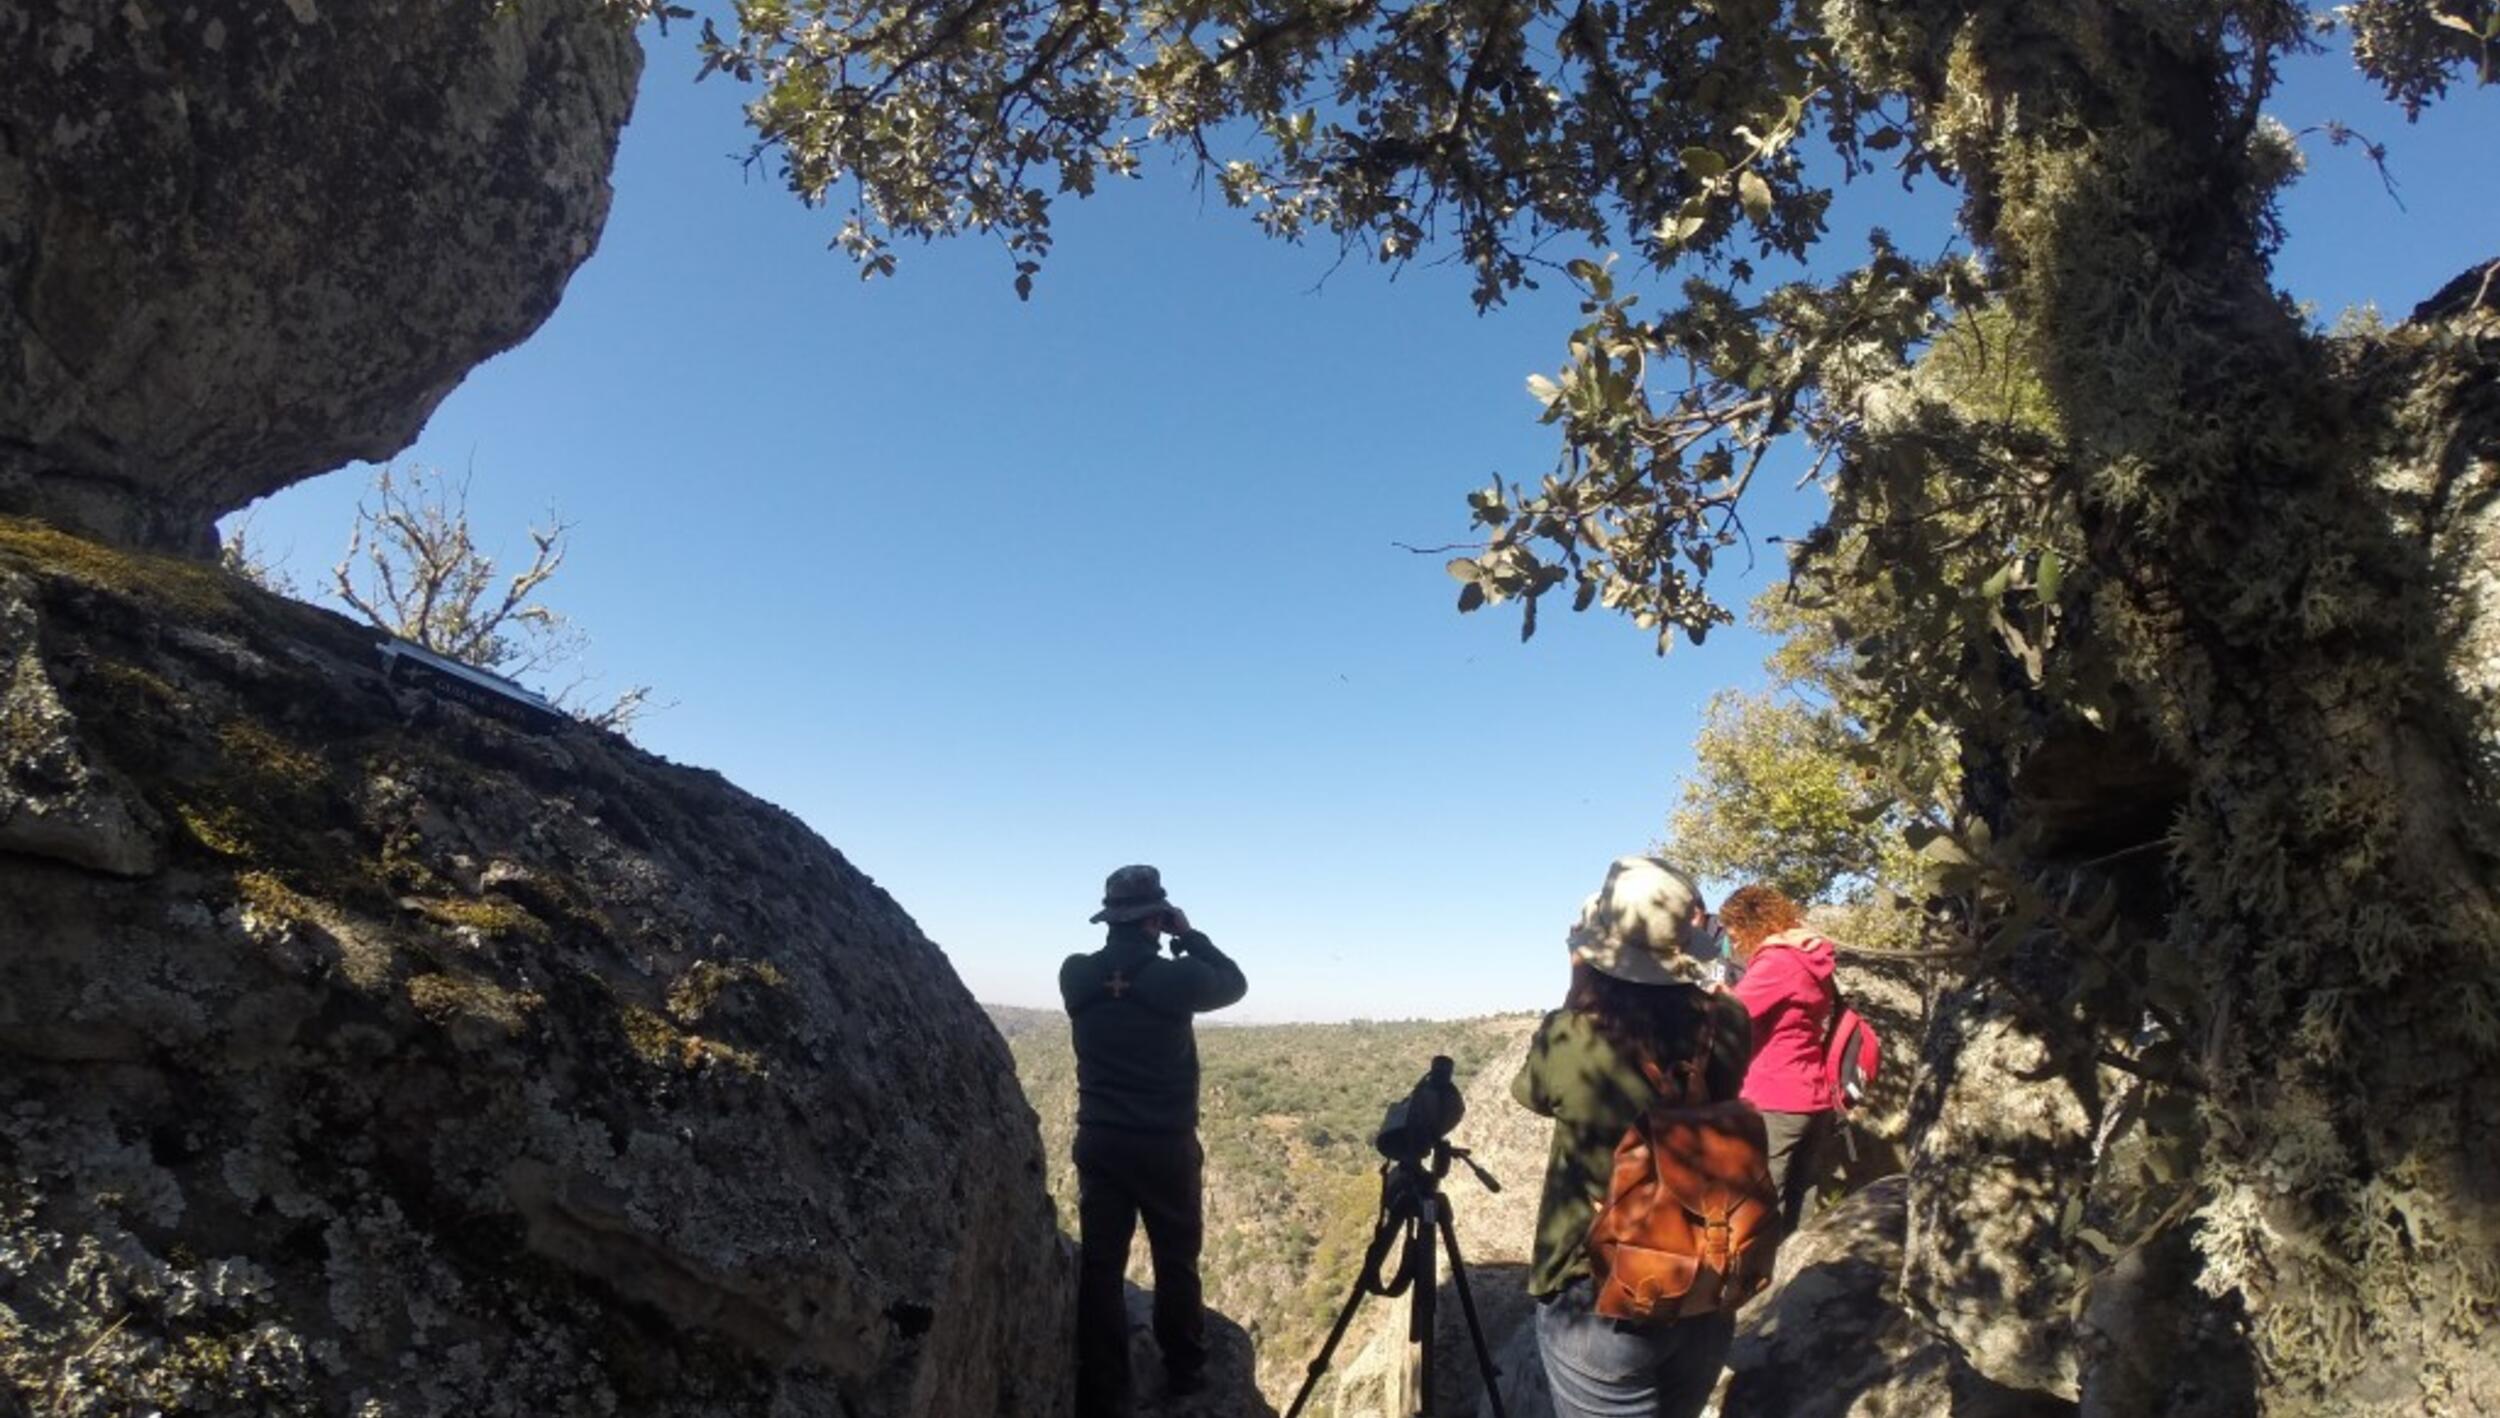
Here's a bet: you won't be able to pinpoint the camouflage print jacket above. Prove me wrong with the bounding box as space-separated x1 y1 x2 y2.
1511 991 1752 1298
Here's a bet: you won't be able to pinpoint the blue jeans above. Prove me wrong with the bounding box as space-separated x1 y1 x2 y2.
1533 1277 1734 1418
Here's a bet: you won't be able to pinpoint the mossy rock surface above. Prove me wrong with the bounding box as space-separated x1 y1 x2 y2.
0 522 1071 1416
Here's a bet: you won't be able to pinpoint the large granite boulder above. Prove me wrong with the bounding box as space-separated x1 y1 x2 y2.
1720 1176 2073 1418
2073 1220 2256 1418
0 0 641 552
1899 984 2095 1401
0 520 1072 1415
1121 1284 1277 1418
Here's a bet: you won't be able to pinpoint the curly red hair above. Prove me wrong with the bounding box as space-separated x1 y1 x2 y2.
1720 884 1807 959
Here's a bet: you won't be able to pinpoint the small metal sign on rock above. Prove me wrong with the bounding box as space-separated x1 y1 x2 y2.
375 637 564 733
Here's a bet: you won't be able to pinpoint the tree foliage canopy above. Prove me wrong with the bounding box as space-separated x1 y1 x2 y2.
701 0 2486 645
1664 684 1888 902
1661 581 1937 905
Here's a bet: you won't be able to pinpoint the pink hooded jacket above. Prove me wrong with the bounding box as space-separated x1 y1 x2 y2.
1732 928 1840 1114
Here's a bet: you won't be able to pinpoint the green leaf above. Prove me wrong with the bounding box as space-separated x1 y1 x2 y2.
2075 1226 2120 1260
1987 895 2045 953
2035 548 2064 603
1918 832 1974 867
2136 1038 2184 1077
2145 1090 2199 1137
2146 1136 2190 1184
1457 582 1487 613
1931 861 1984 893
1680 147 1728 179
2068 1280 2096 1322
1657 213 1707 247
1738 170 1772 222
1446 557 1483 583
1864 127 1904 151
1526 373 1562 406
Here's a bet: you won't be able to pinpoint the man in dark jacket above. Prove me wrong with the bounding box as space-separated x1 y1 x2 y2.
1061 864 1248 1416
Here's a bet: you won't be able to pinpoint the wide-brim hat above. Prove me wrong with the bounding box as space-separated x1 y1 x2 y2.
1090 863 1172 924
1566 856 1715 986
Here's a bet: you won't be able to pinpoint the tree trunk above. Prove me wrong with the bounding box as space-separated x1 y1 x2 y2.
1886 6 2500 1411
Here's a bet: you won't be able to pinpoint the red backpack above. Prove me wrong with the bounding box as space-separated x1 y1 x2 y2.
1823 991 1882 1109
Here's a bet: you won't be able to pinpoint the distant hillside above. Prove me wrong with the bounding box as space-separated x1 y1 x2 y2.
1002 1011 1544 1409
983 1003 1063 1040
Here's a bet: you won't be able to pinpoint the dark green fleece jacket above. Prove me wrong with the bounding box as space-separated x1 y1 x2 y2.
1060 925 1248 1133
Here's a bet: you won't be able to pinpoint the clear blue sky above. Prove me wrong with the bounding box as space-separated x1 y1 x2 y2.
228 36 2498 1021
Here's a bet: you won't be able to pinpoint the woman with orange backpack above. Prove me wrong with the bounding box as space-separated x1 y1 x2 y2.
1511 856 1775 1418
1719 884 1845 1235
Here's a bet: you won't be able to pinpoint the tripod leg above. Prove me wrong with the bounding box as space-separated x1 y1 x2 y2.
1412 1199 1438 1417
1437 1206 1511 1418
1284 1269 1372 1418
1286 1219 1397 1418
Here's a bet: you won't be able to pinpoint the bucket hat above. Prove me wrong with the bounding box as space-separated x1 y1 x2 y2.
1090 863 1173 924
1567 856 1716 986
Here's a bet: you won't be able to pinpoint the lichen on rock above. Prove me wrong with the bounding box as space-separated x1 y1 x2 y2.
1900 983 2094 1401
0 566 164 876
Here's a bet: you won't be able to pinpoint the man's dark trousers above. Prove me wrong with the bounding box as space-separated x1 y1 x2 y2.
1074 1124 1207 1416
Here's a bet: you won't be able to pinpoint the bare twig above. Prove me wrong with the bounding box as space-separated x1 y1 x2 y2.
1832 942 1984 962
2096 1046 2207 1094
52 1311 133 1410
330 464 651 734
2295 121 2405 210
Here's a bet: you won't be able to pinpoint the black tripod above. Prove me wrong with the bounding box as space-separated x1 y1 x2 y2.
1284 1140 1511 1418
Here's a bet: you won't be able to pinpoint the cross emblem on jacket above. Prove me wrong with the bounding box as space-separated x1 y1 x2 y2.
1105 971 1131 999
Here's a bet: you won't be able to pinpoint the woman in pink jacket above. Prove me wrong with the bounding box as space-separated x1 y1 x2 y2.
1721 884 1840 1234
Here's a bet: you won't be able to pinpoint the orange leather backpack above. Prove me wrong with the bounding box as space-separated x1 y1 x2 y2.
1585 1018 1781 1321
